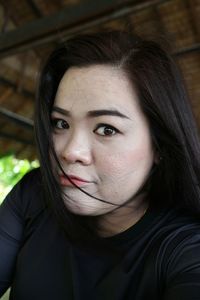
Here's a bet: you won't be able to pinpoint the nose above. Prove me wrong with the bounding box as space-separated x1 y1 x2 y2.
60 132 93 165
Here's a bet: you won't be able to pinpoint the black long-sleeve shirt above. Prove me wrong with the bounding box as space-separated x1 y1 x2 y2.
1 168 200 299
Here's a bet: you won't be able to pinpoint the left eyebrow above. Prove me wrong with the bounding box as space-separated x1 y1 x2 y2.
87 109 130 120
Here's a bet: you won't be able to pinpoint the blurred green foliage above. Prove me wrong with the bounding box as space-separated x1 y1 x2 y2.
0 154 39 204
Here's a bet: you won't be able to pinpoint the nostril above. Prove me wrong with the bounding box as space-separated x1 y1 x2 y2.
61 148 92 166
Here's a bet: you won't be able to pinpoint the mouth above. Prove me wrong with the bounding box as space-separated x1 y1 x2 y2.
59 175 91 187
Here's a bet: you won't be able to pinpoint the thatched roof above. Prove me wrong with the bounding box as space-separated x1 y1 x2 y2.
0 0 200 160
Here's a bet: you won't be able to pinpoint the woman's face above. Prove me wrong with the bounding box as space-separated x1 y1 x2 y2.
51 65 155 216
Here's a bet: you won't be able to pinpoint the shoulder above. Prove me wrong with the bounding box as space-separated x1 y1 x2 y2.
5 167 41 194
132 208 200 298
17 167 41 188
161 229 200 298
154 209 200 293
1 168 45 218
9 167 42 200
156 208 200 260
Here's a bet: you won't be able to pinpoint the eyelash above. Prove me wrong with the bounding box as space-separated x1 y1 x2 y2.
51 118 120 137
94 123 120 136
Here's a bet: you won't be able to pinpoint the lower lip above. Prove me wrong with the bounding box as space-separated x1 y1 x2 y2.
59 176 90 187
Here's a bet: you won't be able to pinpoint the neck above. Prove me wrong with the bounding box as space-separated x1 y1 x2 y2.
97 195 148 237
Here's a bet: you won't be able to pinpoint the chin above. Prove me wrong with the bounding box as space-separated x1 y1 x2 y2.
64 202 110 217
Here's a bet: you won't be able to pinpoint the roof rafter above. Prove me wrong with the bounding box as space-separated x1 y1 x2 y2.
0 131 34 145
186 0 200 39
0 76 35 99
0 107 34 130
0 0 169 58
173 43 200 56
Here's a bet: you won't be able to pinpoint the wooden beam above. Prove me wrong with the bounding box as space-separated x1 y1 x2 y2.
0 76 34 99
0 107 33 130
173 43 200 56
0 88 13 103
0 131 34 145
0 0 168 58
186 0 200 39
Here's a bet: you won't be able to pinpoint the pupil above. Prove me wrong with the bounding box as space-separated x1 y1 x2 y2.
61 120 67 128
104 127 113 135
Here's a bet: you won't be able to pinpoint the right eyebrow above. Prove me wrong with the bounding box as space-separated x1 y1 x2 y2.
52 106 70 116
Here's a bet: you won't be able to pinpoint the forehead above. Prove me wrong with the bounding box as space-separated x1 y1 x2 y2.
54 65 140 115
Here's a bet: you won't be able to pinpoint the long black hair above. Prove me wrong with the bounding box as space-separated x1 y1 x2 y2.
34 31 200 250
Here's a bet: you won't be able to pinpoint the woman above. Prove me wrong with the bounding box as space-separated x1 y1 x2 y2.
1 31 200 299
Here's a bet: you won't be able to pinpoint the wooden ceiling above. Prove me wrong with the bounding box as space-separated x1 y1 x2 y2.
0 0 199 160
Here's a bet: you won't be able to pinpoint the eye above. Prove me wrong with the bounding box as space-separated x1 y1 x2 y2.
51 118 69 130
94 124 119 136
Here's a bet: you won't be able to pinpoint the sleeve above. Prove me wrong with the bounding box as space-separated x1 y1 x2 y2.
162 232 200 300
0 168 41 296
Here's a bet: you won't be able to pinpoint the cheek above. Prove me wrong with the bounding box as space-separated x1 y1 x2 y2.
52 135 64 155
97 144 154 181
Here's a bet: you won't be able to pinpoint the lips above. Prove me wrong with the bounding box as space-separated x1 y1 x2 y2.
59 174 91 187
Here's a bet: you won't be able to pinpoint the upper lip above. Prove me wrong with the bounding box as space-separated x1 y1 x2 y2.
59 174 91 183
